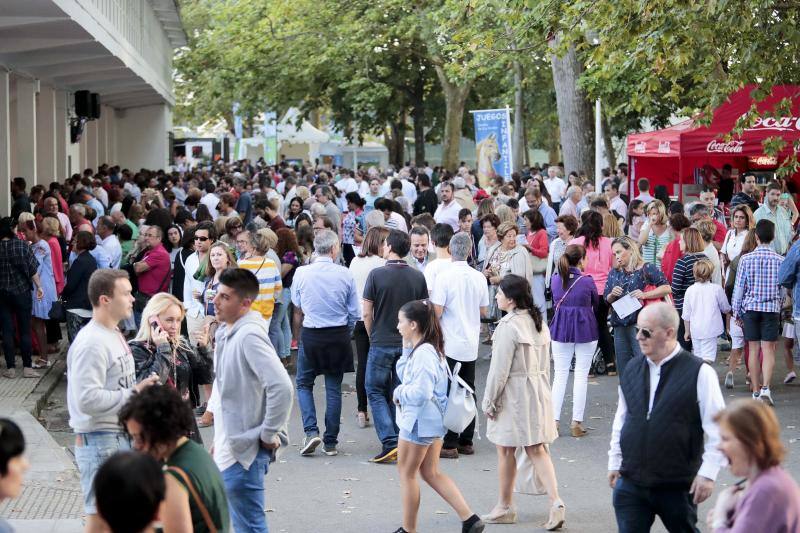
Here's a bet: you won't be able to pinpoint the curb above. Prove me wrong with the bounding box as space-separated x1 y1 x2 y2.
22 357 66 420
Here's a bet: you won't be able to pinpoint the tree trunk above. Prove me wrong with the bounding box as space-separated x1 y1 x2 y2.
387 116 405 168
434 64 471 172
512 59 525 173
522 122 530 167
549 36 595 176
411 98 426 167
601 110 617 170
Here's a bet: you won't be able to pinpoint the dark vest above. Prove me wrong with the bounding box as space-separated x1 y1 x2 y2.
619 350 704 489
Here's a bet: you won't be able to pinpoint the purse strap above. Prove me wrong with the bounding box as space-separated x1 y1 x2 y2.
166 465 218 533
553 274 585 315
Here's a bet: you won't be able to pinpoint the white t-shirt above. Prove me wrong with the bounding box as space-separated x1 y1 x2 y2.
543 177 567 204
721 229 747 263
682 282 732 339
385 211 408 233
424 257 451 292
434 201 461 232
349 255 386 315
336 177 358 194
207 384 236 471
429 261 489 362
200 193 220 219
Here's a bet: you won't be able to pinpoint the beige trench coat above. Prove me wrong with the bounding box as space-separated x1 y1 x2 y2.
482 309 557 447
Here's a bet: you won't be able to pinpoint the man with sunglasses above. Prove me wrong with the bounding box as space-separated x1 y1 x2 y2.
608 303 725 533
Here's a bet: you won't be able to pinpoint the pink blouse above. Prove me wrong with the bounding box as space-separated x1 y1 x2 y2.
569 236 614 294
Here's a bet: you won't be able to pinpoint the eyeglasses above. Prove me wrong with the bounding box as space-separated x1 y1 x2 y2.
635 326 654 339
230 224 242 230
194 236 210 242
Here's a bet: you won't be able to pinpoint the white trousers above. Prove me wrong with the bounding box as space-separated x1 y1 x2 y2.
692 337 717 362
551 340 598 423
531 274 546 316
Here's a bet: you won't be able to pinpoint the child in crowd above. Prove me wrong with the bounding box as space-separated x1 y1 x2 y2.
682 258 731 363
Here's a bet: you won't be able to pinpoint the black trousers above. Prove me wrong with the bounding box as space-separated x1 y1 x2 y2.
613 476 698 533
677 318 693 352
0 290 32 369
342 244 356 267
443 358 476 449
353 321 370 413
595 298 616 366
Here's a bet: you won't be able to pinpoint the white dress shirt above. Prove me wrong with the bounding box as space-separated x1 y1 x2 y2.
608 343 725 481
182 252 205 319
97 234 122 269
434 200 461 232
610 195 628 218
543 177 567 204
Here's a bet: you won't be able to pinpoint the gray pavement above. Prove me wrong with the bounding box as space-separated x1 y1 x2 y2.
16 342 800 532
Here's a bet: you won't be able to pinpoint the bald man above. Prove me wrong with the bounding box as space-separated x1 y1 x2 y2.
608 303 725 533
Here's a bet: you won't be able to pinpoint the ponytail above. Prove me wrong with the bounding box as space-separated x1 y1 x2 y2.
498 274 543 332
559 244 586 290
400 300 445 357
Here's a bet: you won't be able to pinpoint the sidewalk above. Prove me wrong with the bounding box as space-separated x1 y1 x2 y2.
0 352 83 532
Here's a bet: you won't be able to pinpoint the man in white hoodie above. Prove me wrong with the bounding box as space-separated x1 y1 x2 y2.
67 269 158 532
208 268 293 533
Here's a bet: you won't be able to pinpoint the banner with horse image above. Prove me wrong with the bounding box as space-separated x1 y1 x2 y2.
471 108 513 188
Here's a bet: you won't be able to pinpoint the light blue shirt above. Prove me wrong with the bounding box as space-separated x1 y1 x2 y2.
538 202 558 242
779 240 800 319
291 257 360 329
754 203 793 255
69 246 111 269
86 197 105 226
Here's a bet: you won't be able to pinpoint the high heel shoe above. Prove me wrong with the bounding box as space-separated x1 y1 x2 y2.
544 500 566 531
570 421 588 437
480 506 517 524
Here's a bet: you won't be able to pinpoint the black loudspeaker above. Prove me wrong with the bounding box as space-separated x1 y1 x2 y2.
90 93 101 119
75 90 91 118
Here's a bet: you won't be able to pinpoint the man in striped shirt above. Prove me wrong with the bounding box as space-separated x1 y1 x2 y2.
731 219 784 405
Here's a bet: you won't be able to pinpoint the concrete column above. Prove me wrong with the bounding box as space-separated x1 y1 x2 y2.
97 107 107 165
36 84 57 183
0 71 10 217
108 107 116 164
85 119 98 170
16 77 37 183
78 123 87 173
55 90 68 180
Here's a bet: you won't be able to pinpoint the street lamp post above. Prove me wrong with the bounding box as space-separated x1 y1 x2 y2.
595 98 603 192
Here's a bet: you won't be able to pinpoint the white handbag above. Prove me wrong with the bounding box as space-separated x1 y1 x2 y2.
442 362 477 434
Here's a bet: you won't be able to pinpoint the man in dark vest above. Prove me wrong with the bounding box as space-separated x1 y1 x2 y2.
608 303 725 532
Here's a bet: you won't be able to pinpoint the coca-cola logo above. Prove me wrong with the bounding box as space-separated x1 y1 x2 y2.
707 140 744 153
657 141 671 153
634 142 646 153
741 114 800 132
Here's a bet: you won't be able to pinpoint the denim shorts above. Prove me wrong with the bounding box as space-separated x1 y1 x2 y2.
74 431 131 514
399 422 443 446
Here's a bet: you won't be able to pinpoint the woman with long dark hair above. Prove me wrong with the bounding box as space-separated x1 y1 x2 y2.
524 209 548 315
482 275 564 529
570 211 616 373
0 418 28 531
393 300 484 533
549 244 599 437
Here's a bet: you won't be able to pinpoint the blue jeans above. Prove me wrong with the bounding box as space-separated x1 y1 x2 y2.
268 301 286 358
613 476 698 533
295 345 343 446
366 345 401 450
222 448 272 533
74 431 131 514
613 325 643 378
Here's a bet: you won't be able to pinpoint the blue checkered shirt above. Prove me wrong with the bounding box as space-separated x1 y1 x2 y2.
732 245 784 318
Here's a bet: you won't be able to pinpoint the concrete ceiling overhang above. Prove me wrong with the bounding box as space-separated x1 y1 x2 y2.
0 0 186 109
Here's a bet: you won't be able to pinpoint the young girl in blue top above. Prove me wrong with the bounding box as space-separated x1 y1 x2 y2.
393 300 484 533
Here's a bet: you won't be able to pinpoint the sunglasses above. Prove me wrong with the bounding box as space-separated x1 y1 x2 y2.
194 236 210 242
635 326 654 339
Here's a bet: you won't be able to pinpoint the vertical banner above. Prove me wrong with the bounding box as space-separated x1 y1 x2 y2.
232 102 244 161
262 110 277 165
470 107 513 188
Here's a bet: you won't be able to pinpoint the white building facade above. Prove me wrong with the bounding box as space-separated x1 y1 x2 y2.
0 0 185 215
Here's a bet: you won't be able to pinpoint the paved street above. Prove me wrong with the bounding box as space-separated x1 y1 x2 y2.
28 342 800 532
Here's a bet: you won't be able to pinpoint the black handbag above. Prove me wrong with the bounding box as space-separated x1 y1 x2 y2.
48 300 66 322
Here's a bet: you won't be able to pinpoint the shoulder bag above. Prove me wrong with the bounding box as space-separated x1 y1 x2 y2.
548 275 585 328
441 362 476 434
167 465 218 533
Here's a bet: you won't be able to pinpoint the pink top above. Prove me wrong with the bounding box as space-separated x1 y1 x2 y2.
138 244 172 295
46 236 64 294
569 236 614 294
526 229 549 258
715 467 800 533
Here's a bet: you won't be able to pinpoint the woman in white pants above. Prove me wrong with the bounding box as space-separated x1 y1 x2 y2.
548 244 599 437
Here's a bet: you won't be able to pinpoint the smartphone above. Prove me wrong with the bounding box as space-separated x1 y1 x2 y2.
149 316 165 332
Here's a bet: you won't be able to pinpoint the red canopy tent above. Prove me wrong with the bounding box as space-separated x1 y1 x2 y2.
626 85 800 200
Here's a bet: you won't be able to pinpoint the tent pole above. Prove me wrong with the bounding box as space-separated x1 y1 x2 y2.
678 155 683 201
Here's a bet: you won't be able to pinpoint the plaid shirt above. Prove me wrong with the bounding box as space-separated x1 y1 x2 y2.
732 245 784 318
0 238 38 295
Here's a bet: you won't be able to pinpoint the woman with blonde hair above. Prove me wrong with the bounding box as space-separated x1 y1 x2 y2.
637 200 672 269
708 399 800 531
602 211 623 238
605 236 671 375
129 293 213 443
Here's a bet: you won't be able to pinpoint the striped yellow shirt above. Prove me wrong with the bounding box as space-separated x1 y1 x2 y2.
237 256 282 320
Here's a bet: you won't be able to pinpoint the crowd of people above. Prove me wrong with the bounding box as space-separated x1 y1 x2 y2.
1 159 800 532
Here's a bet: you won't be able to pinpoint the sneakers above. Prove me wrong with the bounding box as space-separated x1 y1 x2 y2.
760 387 774 406
785 371 797 384
370 447 398 463
357 411 369 428
724 372 734 389
22 368 40 379
439 447 459 459
291 339 299 351
752 391 761 400
323 444 338 456
193 402 207 417
300 435 322 456
3 368 15 379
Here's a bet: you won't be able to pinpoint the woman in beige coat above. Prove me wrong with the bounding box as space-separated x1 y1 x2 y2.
481 274 565 530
